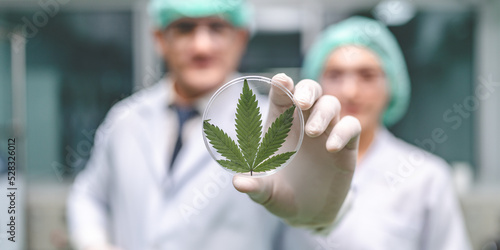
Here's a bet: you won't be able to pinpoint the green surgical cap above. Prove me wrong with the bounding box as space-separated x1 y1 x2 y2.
302 16 411 127
148 0 251 29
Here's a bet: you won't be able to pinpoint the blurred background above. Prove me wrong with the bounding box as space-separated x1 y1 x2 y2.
0 0 499 249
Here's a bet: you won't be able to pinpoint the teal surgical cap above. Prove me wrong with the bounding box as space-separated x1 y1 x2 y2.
302 16 411 127
148 0 251 29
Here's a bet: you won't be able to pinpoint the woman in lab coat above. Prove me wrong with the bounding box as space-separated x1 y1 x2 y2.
297 16 472 249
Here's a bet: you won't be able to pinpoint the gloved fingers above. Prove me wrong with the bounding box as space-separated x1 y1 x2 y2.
293 79 323 111
326 115 361 152
305 95 341 137
270 73 295 108
232 174 274 205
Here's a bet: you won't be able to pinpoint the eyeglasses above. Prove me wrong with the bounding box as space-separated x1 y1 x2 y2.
163 18 236 44
170 21 233 34
321 69 386 87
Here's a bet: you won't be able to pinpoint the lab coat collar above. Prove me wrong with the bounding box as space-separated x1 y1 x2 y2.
160 73 243 189
352 126 391 189
164 73 242 115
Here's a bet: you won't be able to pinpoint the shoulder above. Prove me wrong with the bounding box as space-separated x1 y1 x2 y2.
109 81 167 120
376 129 453 189
95 81 169 139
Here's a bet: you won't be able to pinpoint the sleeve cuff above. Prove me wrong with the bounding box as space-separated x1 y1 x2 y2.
310 188 355 235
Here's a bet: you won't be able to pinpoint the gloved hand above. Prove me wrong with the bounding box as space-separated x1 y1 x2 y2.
233 73 361 231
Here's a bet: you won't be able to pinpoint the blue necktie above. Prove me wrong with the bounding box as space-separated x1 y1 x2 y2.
170 106 198 167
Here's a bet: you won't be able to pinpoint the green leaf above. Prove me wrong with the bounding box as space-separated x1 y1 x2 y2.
253 105 295 168
253 151 296 172
217 160 248 173
203 78 298 176
203 120 246 165
235 79 262 168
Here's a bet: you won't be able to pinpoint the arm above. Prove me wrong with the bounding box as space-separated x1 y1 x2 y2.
233 73 360 231
420 165 472 250
66 124 119 250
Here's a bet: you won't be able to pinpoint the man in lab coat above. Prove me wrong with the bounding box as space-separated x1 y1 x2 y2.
66 0 361 249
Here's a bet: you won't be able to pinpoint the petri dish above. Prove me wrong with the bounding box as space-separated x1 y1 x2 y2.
202 76 304 177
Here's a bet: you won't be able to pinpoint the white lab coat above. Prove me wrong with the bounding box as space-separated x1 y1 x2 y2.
68 78 471 250
282 128 472 250
67 78 317 250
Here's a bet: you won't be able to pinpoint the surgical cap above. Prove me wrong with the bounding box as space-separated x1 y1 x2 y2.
148 0 251 29
302 16 411 127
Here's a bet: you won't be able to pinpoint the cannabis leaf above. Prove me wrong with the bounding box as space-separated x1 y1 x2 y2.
253 106 295 168
203 79 297 176
203 120 247 167
236 81 262 168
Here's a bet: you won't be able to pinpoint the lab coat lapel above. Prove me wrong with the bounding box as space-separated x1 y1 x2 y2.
139 81 170 188
170 83 242 188
352 128 387 189
170 120 212 188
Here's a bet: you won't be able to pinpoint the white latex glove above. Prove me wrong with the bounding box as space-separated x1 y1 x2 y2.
233 73 361 231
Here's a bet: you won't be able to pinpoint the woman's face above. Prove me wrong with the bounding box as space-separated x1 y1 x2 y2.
320 45 389 132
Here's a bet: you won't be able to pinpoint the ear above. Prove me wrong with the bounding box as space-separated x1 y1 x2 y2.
153 29 169 56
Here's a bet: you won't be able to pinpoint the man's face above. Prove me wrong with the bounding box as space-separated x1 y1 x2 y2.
155 17 248 100
320 45 389 132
